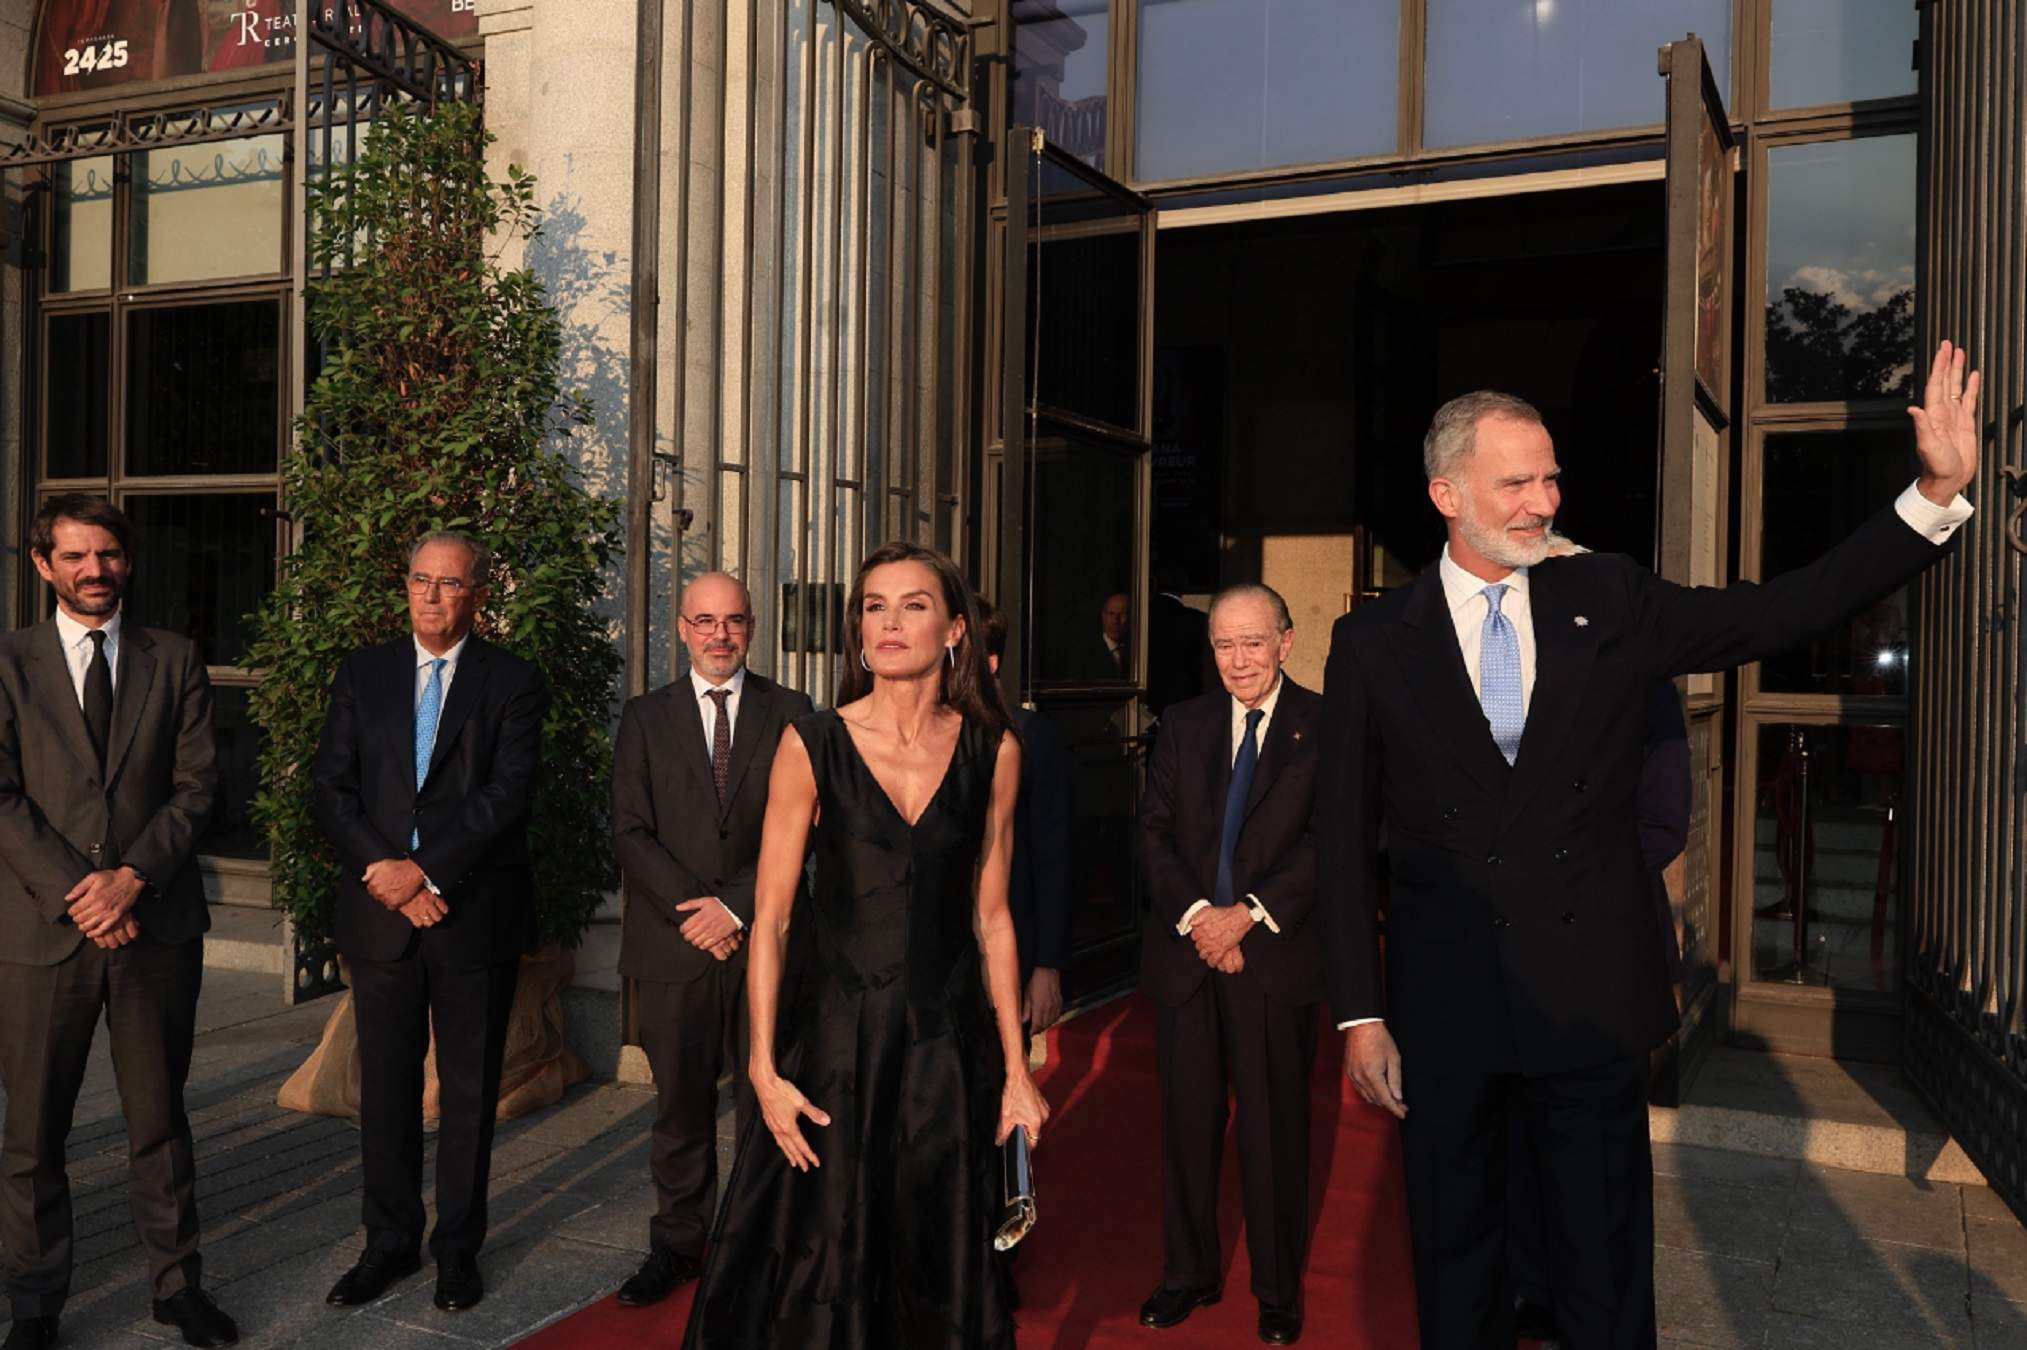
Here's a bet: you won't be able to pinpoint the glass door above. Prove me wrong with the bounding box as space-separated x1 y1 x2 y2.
997 134 1156 1001
1655 34 1735 1095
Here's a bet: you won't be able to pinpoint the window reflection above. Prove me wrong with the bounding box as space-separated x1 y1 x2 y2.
1757 428 1913 696
1013 0 1110 171
46 312 111 479
1770 0 1917 109
1764 135 1916 403
1030 432 1137 686
1424 0 1731 148
1134 0 1398 181
127 300 282 476
51 154 114 293
203 685 267 861
1750 721 1902 991
129 133 285 285
1027 228 1139 431
122 493 276 668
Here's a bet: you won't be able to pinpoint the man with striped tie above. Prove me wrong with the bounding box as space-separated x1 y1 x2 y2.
312 530 549 1317
1318 342 1981 1349
1138 583 1323 1346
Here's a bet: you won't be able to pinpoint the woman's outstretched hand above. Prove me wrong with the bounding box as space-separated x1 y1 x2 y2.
997 1069 1050 1148
755 1071 831 1171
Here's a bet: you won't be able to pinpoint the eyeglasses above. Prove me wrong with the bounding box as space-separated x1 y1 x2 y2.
682 613 753 634
407 572 474 595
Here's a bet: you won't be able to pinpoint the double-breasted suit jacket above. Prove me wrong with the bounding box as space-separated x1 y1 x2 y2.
614 671 814 982
1318 501 1958 1077
1140 681 1324 1008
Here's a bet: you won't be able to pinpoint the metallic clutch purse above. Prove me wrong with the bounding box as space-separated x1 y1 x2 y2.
994 1125 1037 1251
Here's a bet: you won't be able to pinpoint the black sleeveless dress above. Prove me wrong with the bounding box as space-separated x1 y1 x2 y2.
681 711 1015 1349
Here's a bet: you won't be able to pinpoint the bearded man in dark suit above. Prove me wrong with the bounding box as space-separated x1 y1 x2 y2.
1318 343 1981 1349
610 572 813 1306
313 531 548 1317
1138 583 1322 1347
0 495 235 1350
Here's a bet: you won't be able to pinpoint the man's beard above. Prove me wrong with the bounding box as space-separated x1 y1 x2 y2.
58 576 121 617
1457 504 1553 570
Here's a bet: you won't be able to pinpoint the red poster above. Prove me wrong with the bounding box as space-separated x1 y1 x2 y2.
36 0 478 97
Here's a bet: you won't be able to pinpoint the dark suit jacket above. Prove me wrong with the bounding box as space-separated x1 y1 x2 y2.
1140 679 1323 1008
0 619 218 966
1009 706 1073 977
312 634 548 969
1318 502 1953 1076
613 670 813 983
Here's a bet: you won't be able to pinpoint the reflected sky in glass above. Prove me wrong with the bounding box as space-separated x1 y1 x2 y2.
1424 0 1731 148
1770 0 1916 109
1764 135 1916 402
1134 0 1398 181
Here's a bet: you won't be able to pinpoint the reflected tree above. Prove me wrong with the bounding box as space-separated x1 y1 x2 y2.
1765 285 1914 402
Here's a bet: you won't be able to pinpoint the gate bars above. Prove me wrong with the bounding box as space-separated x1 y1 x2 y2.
1906 0 2027 1223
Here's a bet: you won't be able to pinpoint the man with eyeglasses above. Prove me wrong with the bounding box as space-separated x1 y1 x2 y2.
610 572 812 1307
311 531 548 1317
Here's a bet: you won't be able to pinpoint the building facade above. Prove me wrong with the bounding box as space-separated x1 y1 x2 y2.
0 0 2021 1212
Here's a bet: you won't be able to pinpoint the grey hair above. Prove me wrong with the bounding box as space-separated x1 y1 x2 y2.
1209 582 1292 634
407 530 491 585
1422 390 1544 481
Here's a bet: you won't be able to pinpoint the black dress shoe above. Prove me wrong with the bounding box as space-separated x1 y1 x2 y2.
434 1255 484 1312
326 1250 422 1306
615 1247 701 1307
1514 1297 1558 1342
1259 1301 1303 1345
152 1288 239 1348
1139 1283 1220 1328
2 1316 58 1350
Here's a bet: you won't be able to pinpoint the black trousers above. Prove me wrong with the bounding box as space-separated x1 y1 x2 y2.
1155 975 1318 1307
350 945 519 1262
636 960 750 1258
1401 1056 1655 1350
0 938 204 1317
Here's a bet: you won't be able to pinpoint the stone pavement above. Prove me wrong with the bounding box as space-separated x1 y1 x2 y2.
2 969 2024 1348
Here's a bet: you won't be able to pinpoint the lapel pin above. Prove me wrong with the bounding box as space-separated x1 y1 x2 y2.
1574 616 1589 627
1293 731 1303 742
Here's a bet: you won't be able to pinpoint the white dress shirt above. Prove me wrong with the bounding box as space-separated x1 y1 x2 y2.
1338 481 1976 1033
690 664 749 930
414 633 469 709
54 607 122 705
1177 674 1285 938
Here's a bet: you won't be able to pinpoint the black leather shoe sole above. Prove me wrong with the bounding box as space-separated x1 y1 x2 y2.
326 1253 422 1306
1139 1287 1221 1329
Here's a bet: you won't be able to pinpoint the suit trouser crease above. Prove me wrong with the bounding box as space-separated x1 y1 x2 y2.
637 961 750 1257
1402 1056 1655 1350
0 939 204 1317
1156 974 1316 1306
351 943 519 1262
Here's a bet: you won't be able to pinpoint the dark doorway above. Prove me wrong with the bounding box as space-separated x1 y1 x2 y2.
1153 182 1668 613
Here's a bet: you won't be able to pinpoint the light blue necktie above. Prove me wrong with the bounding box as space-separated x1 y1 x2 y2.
412 657 446 848
1216 708 1265 907
1479 584 1524 766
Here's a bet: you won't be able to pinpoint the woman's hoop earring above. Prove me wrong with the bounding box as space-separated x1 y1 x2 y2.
860 650 871 672
946 645 957 669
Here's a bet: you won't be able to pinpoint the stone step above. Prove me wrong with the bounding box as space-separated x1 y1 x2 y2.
1653 1045 1985 1186
204 905 288 977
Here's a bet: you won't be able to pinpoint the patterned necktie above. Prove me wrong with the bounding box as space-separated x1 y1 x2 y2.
707 687 733 803
1216 708 1266 907
1479 583 1524 766
83 629 113 772
412 657 446 848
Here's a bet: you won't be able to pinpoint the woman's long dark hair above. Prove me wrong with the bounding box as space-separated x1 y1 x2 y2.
834 541 1016 739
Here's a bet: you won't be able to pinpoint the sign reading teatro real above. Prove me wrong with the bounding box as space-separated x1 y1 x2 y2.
36 0 477 97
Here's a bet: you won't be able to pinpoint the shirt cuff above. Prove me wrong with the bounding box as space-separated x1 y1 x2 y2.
714 898 746 931
1243 893 1280 934
1337 1017 1384 1030
1894 481 1974 544
422 872 442 897
1176 899 1212 936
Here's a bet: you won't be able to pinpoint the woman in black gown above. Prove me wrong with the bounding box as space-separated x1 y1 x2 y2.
682 542 1050 1348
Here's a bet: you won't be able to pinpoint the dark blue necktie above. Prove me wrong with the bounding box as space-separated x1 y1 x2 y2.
1216 708 1265 907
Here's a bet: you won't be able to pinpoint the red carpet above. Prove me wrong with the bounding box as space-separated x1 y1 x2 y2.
517 996 1421 1348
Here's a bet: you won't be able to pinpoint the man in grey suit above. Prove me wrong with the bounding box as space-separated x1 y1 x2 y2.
0 495 235 1350
611 572 812 1306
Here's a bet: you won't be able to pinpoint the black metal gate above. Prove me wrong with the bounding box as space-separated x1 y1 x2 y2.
1904 0 2027 1222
